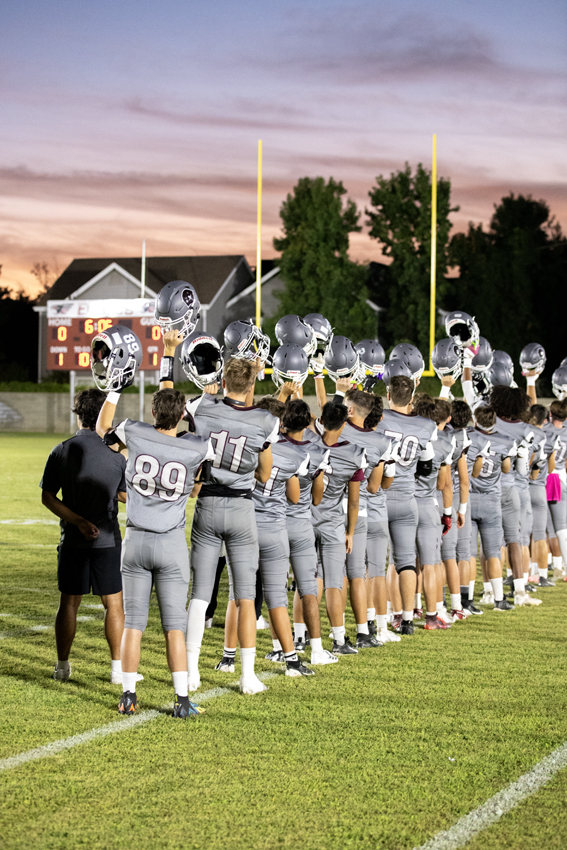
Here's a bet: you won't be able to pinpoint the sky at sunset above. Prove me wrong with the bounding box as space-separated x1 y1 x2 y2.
1 0 566 295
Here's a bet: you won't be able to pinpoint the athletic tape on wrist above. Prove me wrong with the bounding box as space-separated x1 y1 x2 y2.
526 376 536 387
443 507 452 516
160 356 174 382
459 502 468 515
383 461 396 478
107 391 121 405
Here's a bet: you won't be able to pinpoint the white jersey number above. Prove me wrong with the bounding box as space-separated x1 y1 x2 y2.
210 431 248 473
132 454 188 501
384 430 420 468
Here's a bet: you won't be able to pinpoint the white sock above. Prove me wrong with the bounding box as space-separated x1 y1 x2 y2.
111 660 122 675
402 610 413 622
310 637 322 654
552 555 563 572
122 671 137 693
367 607 375 621
506 568 512 577
387 601 392 615
539 567 548 579
436 602 443 614
294 623 306 640
172 670 188 697
332 625 345 645
57 659 70 671
393 609 402 617
272 639 282 651
186 598 209 662
548 552 553 565
490 577 504 602
224 646 236 658
514 577 525 594
414 593 421 609
357 622 369 635
469 580 475 598
556 530 567 566
483 582 491 593
426 611 437 617
240 646 256 679
450 593 461 611
377 614 387 631
530 562 539 576
523 572 529 584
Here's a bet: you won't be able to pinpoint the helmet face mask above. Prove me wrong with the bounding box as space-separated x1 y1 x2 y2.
223 319 270 363
444 311 480 351
431 338 462 381
519 343 546 375
154 281 201 341
355 340 385 379
324 335 360 383
90 325 142 392
303 314 333 366
552 365 567 400
389 343 425 381
271 344 309 389
275 315 317 358
180 332 223 389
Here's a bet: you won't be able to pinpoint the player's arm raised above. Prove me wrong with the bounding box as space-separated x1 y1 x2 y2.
159 330 183 390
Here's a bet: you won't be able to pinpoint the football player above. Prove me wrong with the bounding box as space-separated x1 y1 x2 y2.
528 404 556 586
543 400 567 577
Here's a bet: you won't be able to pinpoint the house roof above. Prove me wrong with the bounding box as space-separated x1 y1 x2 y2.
37 255 252 306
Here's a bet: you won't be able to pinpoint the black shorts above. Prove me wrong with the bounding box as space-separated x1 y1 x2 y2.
57 545 122 596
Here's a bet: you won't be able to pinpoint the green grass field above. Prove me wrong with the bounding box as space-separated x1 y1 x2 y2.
1 432 567 850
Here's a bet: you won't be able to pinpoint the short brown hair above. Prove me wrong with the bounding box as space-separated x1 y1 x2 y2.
475 404 496 430
72 388 106 430
152 388 186 430
434 398 451 425
345 388 376 418
412 392 435 420
389 375 414 406
223 358 256 394
530 404 547 427
451 400 472 429
256 397 285 419
550 400 567 422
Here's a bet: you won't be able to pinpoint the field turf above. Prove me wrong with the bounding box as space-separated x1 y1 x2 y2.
1 432 567 850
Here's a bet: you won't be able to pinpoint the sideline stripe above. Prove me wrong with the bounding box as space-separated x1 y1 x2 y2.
414 740 567 850
0 672 276 773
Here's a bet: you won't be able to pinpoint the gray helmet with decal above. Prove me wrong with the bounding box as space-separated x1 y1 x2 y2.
444 311 480 350
431 338 462 381
382 358 412 387
271 344 309 389
355 340 385 378
324 335 360 383
91 324 142 392
552 364 567 400
491 350 514 375
519 342 546 375
389 343 425 381
275 315 317 358
487 361 513 388
471 336 493 373
154 280 200 340
180 331 223 389
223 319 270 362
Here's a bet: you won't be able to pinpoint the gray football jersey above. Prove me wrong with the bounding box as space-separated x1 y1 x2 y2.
285 432 329 521
446 426 472 498
311 441 367 529
468 428 514 495
543 422 567 471
185 394 279 490
496 417 534 491
529 430 549 488
115 419 214 533
375 409 437 496
253 439 309 524
343 420 392 521
415 428 453 500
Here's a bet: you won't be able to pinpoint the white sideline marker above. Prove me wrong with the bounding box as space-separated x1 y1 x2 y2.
414 739 567 850
0 672 276 773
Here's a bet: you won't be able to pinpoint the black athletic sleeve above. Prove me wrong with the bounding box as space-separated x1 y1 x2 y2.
415 459 433 478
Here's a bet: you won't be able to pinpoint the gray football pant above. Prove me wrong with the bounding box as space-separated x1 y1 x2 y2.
469 493 503 559
121 528 189 632
385 492 418 572
256 522 291 610
529 486 547 542
456 506 472 562
190 496 258 603
440 506 458 561
500 485 521 547
547 481 567 535
416 498 441 565
345 515 368 580
366 520 389 578
313 523 346 590
286 518 318 599
519 487 532 547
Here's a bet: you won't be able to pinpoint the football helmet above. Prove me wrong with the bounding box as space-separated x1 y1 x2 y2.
275 315 317 358
180 331 223 389
431 338 462 381
355 340 385 379
472 337 493 373
91 325 142 392
154 280 200 340
223 319 270 362
487 361 513 388
382 359 412 386
519 342 546 375
552 364 567 400
271 344 309 389
304 313 333 373
389 343 425 381
444 311 479 351
324 335 360 383
561 356 567 368
492 350 514 375
472 371 492 401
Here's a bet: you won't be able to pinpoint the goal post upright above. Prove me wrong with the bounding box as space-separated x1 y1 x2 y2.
255 139 262 328
423 133 438 377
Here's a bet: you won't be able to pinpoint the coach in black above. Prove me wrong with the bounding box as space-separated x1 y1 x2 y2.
40 389 130 685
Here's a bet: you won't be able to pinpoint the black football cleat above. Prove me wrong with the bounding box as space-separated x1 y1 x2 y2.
466 603 483 615
331 636 358 655
285 659 315 677
494 599 515 611
367 619 378 636
399 619 414 635
538 576 555 587
173 695 205 718
356 633 383 648
293 637 307 654
118 691 138 715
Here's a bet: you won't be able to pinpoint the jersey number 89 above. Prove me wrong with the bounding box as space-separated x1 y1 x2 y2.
132 454 187 501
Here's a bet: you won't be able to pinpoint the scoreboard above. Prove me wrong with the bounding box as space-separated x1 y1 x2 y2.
47 298 161 371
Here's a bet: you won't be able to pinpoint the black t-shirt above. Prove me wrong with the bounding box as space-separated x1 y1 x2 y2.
40 429 126 549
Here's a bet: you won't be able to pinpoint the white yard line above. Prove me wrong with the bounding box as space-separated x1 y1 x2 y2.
0 519 59 525
0 625 51 639
0 672 276 773
414 739 567 850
